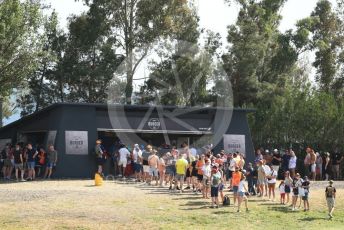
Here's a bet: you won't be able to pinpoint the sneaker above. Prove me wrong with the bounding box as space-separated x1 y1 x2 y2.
176 186 180 190
215 205 219 209
169 186 172 190
184 186 190 190
246 208 249 212
292 208 295 211
20 179 26 182
237 210 241 213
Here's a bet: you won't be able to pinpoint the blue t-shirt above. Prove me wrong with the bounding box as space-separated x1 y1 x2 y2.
27 149 36 162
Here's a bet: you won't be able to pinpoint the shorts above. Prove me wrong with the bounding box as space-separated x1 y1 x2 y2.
202 177 210 187
186 168 191 177
238 191 246 197
219 183 224 191
292 189 299 196
118 159 127 167
211 186 219 197
96 158 104 166
149 167 158 177
175 173 185 181
134 163 143 173
4 159 12 167
165 166 175 176
326 197 335 208
143 165 150 173
302 192 309 201
233 186 239 194
47 162 55 169
257 177 266 185
310 164 316 173
27 161 35 169
197 174 203 182
285 185 291 193
14 163 23 170
268 183 276 188
280 193 285 199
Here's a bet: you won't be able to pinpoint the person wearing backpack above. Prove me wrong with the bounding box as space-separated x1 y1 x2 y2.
325 180 336 219
210 164 222 208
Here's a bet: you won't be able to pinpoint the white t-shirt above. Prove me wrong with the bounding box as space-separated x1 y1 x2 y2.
202 165 211 178
263 165 271 175
279 184 285 193
132 149 142 163
119 147 130 161
229 158 236 171
267 169 277 184
289 156 297 169
238 180 245 193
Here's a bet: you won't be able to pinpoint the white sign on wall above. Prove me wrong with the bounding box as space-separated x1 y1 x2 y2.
223 134 246 155
65 131 88 155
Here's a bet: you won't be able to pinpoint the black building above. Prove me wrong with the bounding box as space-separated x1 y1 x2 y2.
0 103 255 178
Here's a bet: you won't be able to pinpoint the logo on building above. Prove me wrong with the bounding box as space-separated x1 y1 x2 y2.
148 118 161 130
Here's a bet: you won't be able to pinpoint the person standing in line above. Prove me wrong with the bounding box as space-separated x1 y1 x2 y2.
201 159 211 198
266 164 277 201
142 145 152 183
289 150 297 178
331 152 343 180
257 160 266 197
210 165 222 208
158 154 166 187
281 149 291 175
325 180 336 219
44 145 58 179
279 180 286 204
175 154 188 193
232 166 242 205
237 174 249 212
196 155 205 194
132 144 143 182
310 149 317 181
95 139 105 175
164 152 175 190
148 149 159 185
315 152 323 180
26 143 38 181
271 149 281 176
304 148 312 177
291 173 303 211
302 176 310 211
284 171 292 204
13 144 25 182
118 144 130 178
324 152 331 181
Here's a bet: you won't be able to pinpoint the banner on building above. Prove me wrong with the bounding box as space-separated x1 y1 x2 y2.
223 134 245 155
65 131 88 155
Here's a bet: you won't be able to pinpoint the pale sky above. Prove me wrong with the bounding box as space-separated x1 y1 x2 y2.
3 0 337 125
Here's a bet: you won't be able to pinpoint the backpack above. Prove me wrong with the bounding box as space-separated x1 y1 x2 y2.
223 195 230 206
326 186 335 198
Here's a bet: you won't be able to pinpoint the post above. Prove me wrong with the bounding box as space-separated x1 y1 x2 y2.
0 98 3 128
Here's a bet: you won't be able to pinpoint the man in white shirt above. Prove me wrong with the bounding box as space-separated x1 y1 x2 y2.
189 146 197 157
132 144 143 181
118 145 130 178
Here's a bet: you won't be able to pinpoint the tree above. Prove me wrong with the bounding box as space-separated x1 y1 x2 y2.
297 0 343 92
0 0 42 125
82 0 194 104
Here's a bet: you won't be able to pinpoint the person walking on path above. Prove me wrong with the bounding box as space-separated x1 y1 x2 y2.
325 180 336 219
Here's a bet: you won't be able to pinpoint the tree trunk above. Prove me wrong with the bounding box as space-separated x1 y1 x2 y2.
125 50 133 104
0 98 3 128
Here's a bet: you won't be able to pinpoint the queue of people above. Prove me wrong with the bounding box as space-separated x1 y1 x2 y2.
0 143 58 181
93 140 338 217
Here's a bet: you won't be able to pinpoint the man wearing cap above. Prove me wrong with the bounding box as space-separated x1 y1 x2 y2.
325 180 336 219
271 149 281 177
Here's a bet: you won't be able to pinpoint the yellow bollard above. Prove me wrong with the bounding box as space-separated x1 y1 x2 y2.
95 173 103 186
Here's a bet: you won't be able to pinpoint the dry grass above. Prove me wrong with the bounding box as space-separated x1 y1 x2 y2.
0 180 343 230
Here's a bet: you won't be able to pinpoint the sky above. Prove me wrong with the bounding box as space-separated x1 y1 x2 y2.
3 0 337 125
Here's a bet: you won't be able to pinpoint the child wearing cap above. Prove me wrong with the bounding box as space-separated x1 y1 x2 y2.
302 176 310 211
325 180 336 219
210 165 222 208
278 180 286 204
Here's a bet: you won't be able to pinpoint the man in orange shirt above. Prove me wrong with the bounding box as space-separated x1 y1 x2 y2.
232 166 242 205
196 155 205 194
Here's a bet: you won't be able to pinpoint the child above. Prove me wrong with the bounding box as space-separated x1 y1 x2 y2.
302 176 310 211
237 175 249 212
210 165 222 208
279 180 286 204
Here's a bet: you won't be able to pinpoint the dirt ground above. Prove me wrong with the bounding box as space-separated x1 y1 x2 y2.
0 179 343 230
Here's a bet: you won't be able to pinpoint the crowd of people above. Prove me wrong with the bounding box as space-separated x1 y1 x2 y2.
94 140 339 216
0 143 58 181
